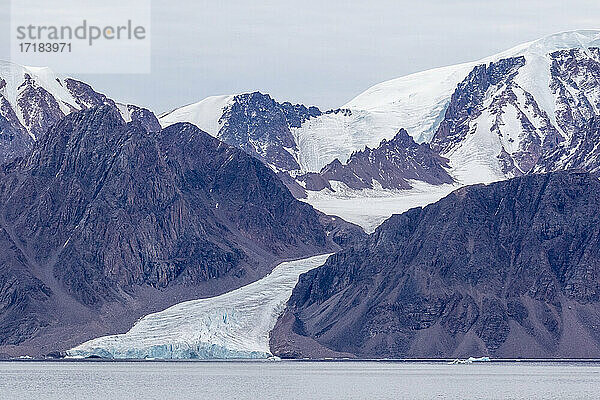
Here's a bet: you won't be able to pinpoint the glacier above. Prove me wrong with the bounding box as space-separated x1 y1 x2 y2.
67 254 332 359
303 180 459 233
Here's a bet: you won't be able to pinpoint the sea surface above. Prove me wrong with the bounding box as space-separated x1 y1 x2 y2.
1 360 599 399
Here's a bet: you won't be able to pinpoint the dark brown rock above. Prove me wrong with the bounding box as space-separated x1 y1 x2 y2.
273 172 600 358
0 105 331 356
301 129 453 191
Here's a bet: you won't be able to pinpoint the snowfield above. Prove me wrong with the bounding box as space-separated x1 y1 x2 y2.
304 180 459 233
67 254 332 359
159 94 234 134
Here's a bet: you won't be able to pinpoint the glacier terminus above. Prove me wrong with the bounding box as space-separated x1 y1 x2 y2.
67 254 332 359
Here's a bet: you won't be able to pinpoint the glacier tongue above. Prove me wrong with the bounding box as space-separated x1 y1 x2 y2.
303 180 459 233
67 254 332 360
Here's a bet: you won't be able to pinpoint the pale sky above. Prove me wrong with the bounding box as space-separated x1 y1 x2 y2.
1 0 600 113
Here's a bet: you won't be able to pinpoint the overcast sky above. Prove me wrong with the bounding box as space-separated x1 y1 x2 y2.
2 0 600 113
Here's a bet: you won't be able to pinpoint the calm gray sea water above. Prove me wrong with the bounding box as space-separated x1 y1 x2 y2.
0 361 599 399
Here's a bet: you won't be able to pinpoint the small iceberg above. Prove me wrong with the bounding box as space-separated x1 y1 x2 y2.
449 356 491 365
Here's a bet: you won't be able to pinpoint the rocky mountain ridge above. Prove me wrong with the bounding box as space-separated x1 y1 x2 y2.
272 171 600 358
0 105 335 357
298 129 454 192
0 61 157 165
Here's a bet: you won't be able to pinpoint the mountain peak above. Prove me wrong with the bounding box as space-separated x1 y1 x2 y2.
0 60 161 164
507 29 600 57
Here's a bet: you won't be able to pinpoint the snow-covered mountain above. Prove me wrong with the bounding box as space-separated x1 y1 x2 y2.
0 61 159 164
431 39 600 185
161 30 600 177
158 30 600 231
161 92 323 172
334 29 600 184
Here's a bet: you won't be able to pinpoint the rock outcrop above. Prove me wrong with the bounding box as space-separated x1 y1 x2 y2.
273 172 600 358
0 105 332 357
300 129 453 191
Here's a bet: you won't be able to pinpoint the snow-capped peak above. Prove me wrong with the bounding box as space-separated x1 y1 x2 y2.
497 29 600 59
343 30 600 142
0 60 82 121
159 94 235 134
0 60 157 164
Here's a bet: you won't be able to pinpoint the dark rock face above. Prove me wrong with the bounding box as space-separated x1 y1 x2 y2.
0 97 33 164
297 171 332 192
300 129 453 191
0 227 52 346
218 92 321 171
316 212 367 249
275 171 310 199
549 48 600 137
0 106 330 354
431 56 564 177
64 78 116 110
16 74 66 142
273 172 600 358
127 105 162 133
534 49 600 174
536 116 600 173
62 79 160 132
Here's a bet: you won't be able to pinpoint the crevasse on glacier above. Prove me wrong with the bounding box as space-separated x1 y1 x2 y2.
67 254 332 359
